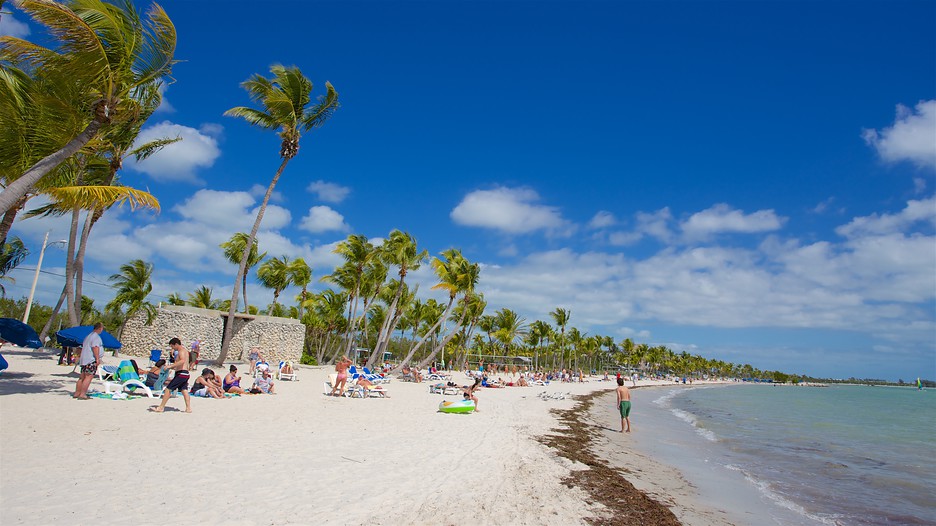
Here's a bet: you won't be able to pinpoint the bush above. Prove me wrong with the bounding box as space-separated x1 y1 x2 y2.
300 353 317 366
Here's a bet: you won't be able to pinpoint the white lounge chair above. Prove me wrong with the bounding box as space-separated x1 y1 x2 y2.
277 361 297 381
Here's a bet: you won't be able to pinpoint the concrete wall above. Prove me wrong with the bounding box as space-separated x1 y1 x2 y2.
120 305 304 364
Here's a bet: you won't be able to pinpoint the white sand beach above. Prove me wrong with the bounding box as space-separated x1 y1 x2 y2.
1 345 736 525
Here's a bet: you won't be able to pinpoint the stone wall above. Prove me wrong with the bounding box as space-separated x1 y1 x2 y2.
120 305 305 364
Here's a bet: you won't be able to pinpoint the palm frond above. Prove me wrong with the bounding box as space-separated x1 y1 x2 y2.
224 106 279 129
301 81 339 131
131 136 181 161
41 185 160 212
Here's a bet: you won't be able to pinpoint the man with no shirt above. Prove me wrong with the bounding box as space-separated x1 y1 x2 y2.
152 338 191 413
616 377 632 433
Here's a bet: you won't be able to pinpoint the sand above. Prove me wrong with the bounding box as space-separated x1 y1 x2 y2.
0 345 735 525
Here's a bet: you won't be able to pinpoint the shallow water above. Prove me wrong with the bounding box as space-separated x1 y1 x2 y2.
639 384 936 525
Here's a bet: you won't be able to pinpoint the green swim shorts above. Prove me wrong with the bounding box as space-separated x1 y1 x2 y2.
619 400 631 418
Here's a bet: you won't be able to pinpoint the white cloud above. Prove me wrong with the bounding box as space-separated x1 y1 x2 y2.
681 204 785 241
307 180 351 203
835 195 936 238
299 206 350 233
863 100 936 169
173 189 291 232
0 8 30 38
450 186 570 234
588 211 617 229
125 121 221 184
607 207 674 246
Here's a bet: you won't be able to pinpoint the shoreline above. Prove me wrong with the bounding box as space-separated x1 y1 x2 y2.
1 345 739 525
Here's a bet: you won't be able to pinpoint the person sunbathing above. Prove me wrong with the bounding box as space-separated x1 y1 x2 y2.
356 376 389 396
191 369 224 399
144 359 167 388
517 376 529 387
280 362 294 376
223 365 247 395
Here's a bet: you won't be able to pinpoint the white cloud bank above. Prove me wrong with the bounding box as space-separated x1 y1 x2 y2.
863 100 936 169
126 121 222 184
451 186 571 235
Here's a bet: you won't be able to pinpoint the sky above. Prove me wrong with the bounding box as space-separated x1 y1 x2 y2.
2 0 934 381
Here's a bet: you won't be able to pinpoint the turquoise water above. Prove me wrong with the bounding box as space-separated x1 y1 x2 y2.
658 384 936 525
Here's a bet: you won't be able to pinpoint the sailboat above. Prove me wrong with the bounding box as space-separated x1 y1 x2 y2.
917 377 924 391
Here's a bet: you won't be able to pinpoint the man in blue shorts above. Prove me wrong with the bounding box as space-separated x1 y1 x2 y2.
152 338 191 413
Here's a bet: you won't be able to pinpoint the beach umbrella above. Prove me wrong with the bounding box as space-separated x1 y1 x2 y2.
0 318 43 348
55 326 122 349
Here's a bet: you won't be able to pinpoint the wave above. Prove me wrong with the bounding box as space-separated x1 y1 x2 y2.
724 464 843 526
669 407 719 442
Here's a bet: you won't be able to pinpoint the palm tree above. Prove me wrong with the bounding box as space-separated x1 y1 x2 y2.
166 292 185 306
0 0 177 215
0 237 29 296
220 232 267 314
550 307 571 368
106 259 155 337
256 255 292 308
493 308 527 362
217 65 338 365
324 234 376 360
287 257 312 318
397 249 479 370
187 285 220 309
368 230 427 366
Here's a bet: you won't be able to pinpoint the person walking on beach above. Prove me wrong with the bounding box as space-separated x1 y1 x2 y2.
152 338 191 413
72 322 104 400
616 377 631 433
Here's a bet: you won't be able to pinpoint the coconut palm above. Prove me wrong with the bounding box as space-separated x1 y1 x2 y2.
256 255 292 308
287 257 312 318
493 308 527 361
324 234 376 360
398 249 479 370
368 230 427 365
106 259 155 336
187 285 220 309
220 232 267 314
550 307 571 368
0 236 29 296
217 65 338 364
0 0 177 215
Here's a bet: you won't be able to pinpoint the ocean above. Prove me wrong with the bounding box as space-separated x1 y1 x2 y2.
633 383 936 525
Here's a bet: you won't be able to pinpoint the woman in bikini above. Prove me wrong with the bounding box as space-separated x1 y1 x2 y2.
329 355 352 397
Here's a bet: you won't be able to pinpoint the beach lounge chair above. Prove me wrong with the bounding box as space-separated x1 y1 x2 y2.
362 367 389 383
277 361 297 381
99 360 155 398
148 349 162 367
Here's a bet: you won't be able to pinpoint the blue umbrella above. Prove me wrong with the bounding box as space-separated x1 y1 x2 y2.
0 318 43 348
55 325 122 349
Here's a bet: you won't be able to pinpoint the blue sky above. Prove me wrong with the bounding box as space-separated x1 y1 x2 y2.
3 1 934 381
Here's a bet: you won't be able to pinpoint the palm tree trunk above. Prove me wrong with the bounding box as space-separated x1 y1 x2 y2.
0 119 104 215
218 157 289 365
392 296 455 372
241 273 249 314
417 305 469 369
72 208 101 323
64 205 81 326
39 283 68 342
0 195 29 248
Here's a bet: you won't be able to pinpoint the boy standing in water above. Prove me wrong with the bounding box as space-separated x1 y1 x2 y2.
616 377 631 433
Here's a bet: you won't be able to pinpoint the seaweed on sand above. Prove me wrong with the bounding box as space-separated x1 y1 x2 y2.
537 390 682 526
